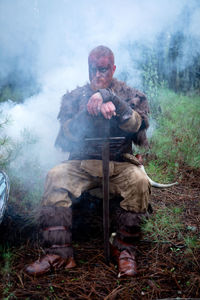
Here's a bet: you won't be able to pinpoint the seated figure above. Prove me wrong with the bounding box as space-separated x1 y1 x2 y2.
25 45 151 277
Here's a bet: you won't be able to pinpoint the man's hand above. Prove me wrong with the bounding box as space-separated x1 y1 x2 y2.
100 102 116 119
87 92 116 119
87 92 103 116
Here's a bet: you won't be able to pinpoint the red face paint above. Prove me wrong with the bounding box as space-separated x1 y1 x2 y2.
89 56 116 91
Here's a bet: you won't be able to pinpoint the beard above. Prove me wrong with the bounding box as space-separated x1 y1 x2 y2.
90 78 108 91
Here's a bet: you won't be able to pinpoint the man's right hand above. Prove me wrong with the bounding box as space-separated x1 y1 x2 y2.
87 92 116 119
87 92 103 116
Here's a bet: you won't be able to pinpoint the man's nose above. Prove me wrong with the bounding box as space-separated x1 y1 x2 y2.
96 70 101 77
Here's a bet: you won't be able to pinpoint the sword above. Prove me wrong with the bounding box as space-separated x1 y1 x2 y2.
102 120 110 264
85 121 125 264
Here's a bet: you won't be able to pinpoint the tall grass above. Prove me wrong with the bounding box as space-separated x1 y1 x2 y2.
149 89 200 171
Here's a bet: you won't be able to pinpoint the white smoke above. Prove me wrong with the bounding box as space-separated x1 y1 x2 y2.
0 0 199 172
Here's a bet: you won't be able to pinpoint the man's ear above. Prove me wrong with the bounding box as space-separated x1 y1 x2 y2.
112 65 116 75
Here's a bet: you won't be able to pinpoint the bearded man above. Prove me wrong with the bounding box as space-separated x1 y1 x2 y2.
25 45 151 277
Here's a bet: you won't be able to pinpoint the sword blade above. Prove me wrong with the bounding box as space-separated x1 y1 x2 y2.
102 121 110 264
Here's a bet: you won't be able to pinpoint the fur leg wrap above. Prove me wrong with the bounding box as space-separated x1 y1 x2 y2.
112 207 148 252
110 207 149 277
38 205 73 259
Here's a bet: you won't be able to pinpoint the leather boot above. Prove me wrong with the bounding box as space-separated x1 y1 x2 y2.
25 205 76 276
110 207 148 277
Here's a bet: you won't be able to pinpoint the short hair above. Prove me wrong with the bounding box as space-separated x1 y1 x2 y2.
88 45 115 65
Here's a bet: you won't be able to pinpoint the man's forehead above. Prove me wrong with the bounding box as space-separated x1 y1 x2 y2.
89 56 112 67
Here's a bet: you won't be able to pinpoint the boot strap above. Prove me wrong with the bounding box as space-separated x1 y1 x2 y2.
43 226 68 232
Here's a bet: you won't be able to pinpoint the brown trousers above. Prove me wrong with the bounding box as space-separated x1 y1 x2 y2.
42 160 151 213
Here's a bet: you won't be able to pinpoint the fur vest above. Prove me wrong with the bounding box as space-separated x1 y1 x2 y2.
55 78 149 159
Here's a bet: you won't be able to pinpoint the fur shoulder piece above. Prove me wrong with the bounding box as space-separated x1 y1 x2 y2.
111 78 149 114
57 84 91 122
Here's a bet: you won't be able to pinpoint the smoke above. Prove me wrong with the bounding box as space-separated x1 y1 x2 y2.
0 0 199 175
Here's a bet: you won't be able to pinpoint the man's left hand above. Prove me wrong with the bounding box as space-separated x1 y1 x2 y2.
100 102 116 119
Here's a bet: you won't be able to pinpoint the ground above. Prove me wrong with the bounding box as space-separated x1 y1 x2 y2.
0 166 200 299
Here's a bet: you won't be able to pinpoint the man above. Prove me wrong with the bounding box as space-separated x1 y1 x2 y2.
25 45 151 277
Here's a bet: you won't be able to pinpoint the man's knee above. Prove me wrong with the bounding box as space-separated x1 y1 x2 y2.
42 163 72 207
120 166 151 213
135 171 150 192
46 163 69 181
126 165 150 192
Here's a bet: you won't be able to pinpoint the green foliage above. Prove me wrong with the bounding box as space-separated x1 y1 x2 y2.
142 207 183 243
1 248 13 275
184 235 200 249
0 113 14 169
141 49 161 115
142 206 200 254
149 89 200 170
0 111 44 210
0 246 16 299
0 85 22 103
0 118 44 210
144 160 175 183
0 80 40 104
7 129 45 209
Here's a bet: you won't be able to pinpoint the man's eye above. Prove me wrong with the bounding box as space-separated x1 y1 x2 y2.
91 68 97 74
99 68 108 73
90 67 108 74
